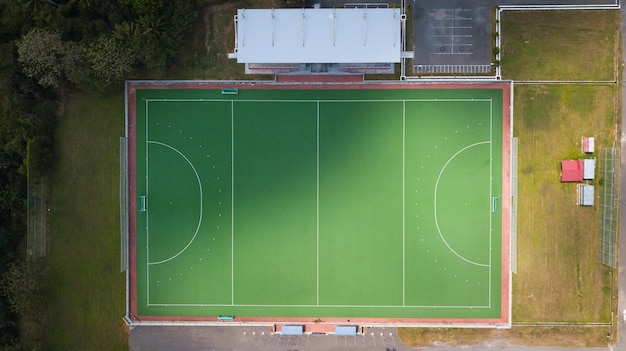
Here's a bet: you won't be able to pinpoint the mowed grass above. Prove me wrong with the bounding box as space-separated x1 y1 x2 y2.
45 93 127 350
501 10 619 81
513 84 614 323
399 325 611 348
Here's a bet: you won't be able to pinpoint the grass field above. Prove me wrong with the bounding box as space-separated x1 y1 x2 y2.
45 93 127 350
132 86 506 321
513 84 614 322
399 324 612 348
501 10 619 81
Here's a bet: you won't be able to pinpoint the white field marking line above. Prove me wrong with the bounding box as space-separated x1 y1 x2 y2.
432 35 473 38
144 98 492 103
147 303 491 308
316 100 320 306
146 141 204 266
144 98 496 308
433 141 491 268
231 100 235 305
402 100 406 307
450 10 455 53
489 98 493 307
145 100 150 304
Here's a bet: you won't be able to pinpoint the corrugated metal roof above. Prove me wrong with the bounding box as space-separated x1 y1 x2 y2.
583 158 596 180
235 8 401 64
560 160 584 182
578 184 594 206
335 325 357 336
282 325 304 335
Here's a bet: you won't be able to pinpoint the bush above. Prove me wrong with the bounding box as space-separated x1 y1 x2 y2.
16 29 65 88
85 36 135 90
0 260 47 316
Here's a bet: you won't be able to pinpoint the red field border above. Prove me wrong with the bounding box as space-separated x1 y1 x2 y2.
125 80 512 328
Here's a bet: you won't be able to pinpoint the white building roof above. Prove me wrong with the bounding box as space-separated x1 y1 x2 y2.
577 184 594 206
583 158 596 180
234 8 401 64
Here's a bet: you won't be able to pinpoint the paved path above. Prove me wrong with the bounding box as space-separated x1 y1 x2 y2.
130 326 411 351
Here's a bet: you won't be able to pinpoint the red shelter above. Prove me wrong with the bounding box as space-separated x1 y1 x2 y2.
560 160 584 182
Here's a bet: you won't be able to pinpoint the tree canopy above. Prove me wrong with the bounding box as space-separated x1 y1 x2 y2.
17 28 65 88
0 0 202 348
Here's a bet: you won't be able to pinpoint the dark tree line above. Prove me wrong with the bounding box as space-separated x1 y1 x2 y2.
0 0 201 348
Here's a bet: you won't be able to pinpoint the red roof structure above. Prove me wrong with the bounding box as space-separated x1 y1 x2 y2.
561 160 584 182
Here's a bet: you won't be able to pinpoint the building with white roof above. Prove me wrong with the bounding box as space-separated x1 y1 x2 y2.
229 8 402 74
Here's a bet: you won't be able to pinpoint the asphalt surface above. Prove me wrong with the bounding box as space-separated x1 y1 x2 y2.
130 1 624 350
413 0 493 73
130 326 411 351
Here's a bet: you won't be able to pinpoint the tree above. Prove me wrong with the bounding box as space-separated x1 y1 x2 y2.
121 0 165 16
61 41 89 88
16 28 65 88
113 16 167 71
0 260 47 316
20 0 58 14
138 14 165 39
85 35 135 90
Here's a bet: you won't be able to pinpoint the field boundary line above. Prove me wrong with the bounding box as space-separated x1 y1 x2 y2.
489 98 493 307
402 100 406 307
146 303 491 308
316 100 320 307
134 88 508 322
231 101 235 305
144 98 493 103
145 99 150 304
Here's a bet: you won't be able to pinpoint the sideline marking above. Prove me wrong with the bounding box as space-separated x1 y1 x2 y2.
402 100 406 306
316 100 320 306
231 100 235 305
143 96 501 310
